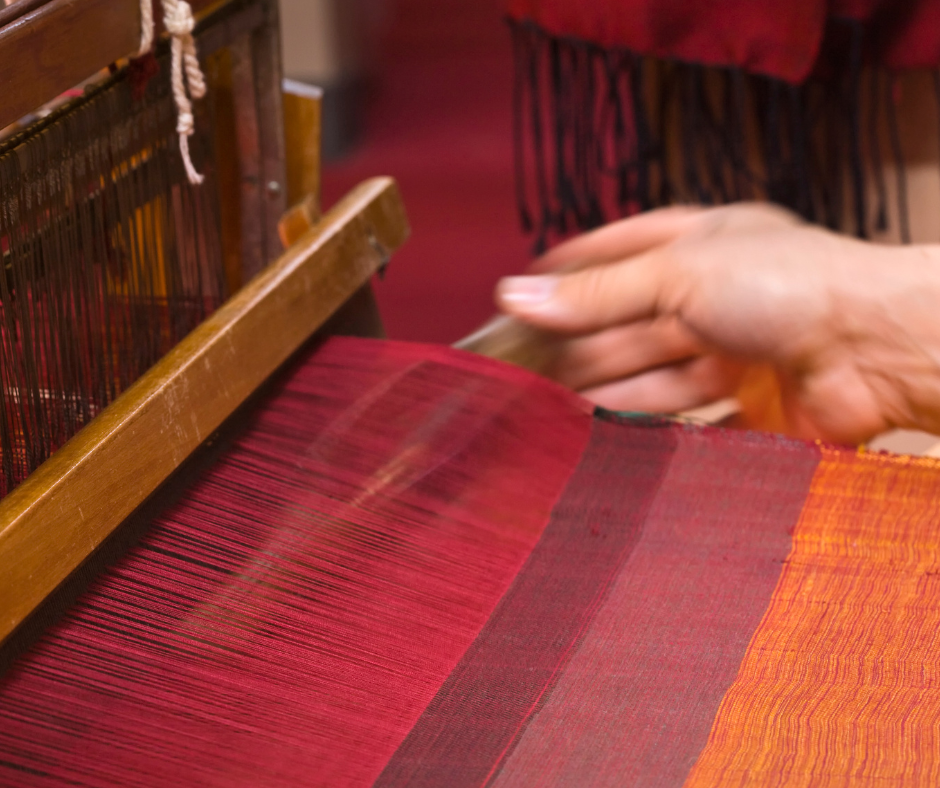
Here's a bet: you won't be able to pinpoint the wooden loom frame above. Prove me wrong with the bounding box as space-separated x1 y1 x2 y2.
0 0 410 643
0 0 289 283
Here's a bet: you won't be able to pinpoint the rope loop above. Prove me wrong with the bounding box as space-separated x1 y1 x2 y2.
163 0 195 36
137 0 206 184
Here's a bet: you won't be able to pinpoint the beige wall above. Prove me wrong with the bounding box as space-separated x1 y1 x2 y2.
279 0 383 85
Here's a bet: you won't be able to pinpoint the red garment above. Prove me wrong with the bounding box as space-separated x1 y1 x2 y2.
877 1 940 68
507 0 826 82
507 0 940 80
506 1 940 248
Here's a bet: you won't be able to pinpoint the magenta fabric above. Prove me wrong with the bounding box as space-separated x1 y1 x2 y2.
0 338 592 787
375 418 678 787
375 418 819 786
0 339 826 786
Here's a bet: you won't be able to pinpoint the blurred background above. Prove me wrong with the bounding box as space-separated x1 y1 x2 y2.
280 0 528 344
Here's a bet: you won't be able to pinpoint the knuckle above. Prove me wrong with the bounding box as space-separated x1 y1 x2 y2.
564 265 620 322
700 201 802 235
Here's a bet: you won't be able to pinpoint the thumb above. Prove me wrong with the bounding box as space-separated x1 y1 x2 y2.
496 254 664 334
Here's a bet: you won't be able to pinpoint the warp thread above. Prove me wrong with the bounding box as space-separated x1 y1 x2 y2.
0 338 591 785
137 0 206 185
0 71 226 499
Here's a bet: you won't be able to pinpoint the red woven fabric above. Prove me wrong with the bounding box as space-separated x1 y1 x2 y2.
375 418 678 786
0 338 832 785
0 338 838 786
376 418 819 786
507 0 826 82
11 337 940 785
0 338 592 787
487 424 819 786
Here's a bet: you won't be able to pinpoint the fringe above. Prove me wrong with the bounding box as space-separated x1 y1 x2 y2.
509 17 919 250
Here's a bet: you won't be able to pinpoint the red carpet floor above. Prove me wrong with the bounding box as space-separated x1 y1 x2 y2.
321 0 530 343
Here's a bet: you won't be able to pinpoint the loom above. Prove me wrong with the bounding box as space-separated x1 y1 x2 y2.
0 0 406 705
3 2 940 786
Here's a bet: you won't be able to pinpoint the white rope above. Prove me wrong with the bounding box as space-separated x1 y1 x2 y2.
137 0 154 57
137 0 207 185
163 0 206 184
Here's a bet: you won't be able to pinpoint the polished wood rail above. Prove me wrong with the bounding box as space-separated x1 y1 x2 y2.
0 177 409 642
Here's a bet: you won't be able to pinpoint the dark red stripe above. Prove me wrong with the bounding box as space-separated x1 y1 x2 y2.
374 418 679 788
489 425 820 787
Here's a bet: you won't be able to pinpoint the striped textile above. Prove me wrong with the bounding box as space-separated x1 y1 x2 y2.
1 338 939 786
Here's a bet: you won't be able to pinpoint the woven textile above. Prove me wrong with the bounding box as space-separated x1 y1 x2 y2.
2 338 940 785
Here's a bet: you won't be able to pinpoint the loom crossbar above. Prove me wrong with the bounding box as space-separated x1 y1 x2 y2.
0 177 410 643
0 0 224 132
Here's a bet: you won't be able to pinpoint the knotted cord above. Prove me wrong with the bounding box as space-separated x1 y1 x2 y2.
137 0 154 56
137 0 206 184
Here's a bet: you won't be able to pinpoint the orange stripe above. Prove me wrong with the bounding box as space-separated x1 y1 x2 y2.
684 448 940 787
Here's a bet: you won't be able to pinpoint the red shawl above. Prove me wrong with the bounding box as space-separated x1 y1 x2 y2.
506 0 940 248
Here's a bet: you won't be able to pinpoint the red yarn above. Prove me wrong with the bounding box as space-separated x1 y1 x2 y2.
0 338 592 787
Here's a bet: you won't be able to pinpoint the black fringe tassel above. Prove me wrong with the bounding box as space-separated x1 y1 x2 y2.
510 17 920 251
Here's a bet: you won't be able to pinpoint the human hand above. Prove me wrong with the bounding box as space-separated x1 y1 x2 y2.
496 203 940 444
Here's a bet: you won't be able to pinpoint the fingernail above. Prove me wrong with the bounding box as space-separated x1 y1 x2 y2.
497 275 558 308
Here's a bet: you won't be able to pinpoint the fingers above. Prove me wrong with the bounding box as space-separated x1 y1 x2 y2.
549 317 704 391
504 202 805 333
580 355 746 414
529 205 705 274
497 251 666 334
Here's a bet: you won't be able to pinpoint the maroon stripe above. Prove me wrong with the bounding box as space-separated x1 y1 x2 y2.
374 418 679 788
489 426 820 787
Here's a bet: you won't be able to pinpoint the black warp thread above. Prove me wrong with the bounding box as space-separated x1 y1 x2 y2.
0 58 226 499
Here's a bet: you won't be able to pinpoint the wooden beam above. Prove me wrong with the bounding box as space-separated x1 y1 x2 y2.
0 0 226 131
252 0 288 266
283 80 324 215
0 177 409 643
0 0 51 28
